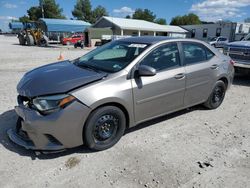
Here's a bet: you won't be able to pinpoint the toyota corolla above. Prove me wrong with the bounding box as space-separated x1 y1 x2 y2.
8 37 234 151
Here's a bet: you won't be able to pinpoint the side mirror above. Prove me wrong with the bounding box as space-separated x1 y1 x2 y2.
137 65 156 77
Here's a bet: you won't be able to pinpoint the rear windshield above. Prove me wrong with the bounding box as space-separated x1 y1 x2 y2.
74 41 149 73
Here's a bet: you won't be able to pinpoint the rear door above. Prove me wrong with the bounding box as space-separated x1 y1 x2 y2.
132 42 186 122
181 42 217 107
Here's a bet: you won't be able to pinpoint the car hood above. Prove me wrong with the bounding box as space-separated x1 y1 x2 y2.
17 60 107 98
227 41 250 48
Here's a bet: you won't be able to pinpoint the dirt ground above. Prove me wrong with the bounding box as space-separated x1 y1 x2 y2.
0 35 250 188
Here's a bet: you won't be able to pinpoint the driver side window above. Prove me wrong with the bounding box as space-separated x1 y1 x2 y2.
140 43 181 71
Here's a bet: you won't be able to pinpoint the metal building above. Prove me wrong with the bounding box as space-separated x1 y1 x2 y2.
92 16 188 38
38 18 91 40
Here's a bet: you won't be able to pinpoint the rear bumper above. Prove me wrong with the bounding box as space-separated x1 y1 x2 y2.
8 101 91 151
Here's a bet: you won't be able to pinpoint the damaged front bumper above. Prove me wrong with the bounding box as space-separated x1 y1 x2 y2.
7 101 91 151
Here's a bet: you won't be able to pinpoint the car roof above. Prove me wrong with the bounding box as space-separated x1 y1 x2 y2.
118 36 180 44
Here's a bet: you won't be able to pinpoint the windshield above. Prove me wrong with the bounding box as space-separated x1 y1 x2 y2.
210 37 217 42
74 41 149 73
242 34 250 41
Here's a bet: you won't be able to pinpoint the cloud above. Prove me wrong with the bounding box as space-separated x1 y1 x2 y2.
3 3 18 9
113 6 135 17
190 0 250 21
19 1 27 5
0 16 18 20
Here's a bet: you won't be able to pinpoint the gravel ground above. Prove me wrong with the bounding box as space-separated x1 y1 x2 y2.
0 35 250 188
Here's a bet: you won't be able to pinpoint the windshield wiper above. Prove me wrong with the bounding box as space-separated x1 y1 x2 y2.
76 63 103 73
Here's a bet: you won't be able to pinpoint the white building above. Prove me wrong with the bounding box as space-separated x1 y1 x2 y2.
92 16 188 38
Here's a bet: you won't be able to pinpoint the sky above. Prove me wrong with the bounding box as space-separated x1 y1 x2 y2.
0 0 250 31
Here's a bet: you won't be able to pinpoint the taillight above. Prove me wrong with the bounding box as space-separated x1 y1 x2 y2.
229 59 235 65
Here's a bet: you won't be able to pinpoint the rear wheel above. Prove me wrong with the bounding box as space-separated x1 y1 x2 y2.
84 106 126 151
26 34 34 46
204 80 226 109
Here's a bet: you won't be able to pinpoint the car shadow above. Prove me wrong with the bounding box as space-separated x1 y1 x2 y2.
12 43 60 49
125 105 205 134
0 110 36 158
0 105 206 159
233 74 250 87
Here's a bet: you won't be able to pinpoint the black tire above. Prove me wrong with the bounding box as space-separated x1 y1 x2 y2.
18 34 26 45
74 44 77 48
84 106 126 151
40 35 49 47
26 34 34 46
204 80 226 109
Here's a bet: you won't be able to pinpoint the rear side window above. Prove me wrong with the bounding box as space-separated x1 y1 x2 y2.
218 37 227 41
183 42 214 65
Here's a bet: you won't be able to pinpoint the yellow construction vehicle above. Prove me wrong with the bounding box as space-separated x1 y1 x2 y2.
18 22 48 47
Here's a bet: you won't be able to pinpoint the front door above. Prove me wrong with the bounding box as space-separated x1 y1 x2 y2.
132 42 186 123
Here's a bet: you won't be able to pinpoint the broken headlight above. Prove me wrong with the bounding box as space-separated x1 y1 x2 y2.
32 94 75 114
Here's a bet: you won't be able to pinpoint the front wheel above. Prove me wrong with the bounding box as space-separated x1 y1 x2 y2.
40 35 48 47
83 106 126 151
204 80 226 109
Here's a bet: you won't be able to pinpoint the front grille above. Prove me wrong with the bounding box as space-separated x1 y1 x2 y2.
229 54 250 61
229 47 250 62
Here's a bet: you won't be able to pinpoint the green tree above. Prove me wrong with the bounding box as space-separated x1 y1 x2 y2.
92 5 108 23
72 0 92 23
155 18 167 25
125 15 131 19
132 9 156 22
170 13 201 25
42 0 65 19
22 0 65 21
27 6 41 21
19 15 31 22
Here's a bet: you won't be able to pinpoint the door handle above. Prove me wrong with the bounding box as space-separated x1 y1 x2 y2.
211 64 219 70
174 73 185 80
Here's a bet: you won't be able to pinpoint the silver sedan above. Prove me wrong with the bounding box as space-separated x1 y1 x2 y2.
8 37 235 151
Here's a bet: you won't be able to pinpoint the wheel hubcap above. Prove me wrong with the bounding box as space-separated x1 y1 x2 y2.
212 86 224 103
93 115 118 141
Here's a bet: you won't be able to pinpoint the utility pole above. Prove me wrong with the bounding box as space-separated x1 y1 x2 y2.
39 0 45 18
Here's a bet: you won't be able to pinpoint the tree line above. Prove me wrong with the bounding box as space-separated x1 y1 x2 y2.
19 0 250 25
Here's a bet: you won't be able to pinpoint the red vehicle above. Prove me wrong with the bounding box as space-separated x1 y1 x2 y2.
62 34 84 45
